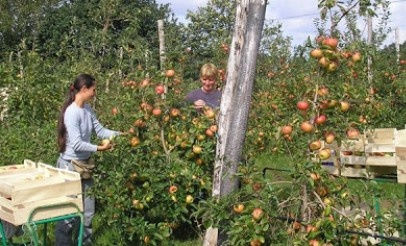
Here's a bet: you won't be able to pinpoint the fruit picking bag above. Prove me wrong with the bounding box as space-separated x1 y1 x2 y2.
71 159 95 179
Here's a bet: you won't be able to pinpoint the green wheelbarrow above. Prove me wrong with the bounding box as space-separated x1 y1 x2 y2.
0 202 83 246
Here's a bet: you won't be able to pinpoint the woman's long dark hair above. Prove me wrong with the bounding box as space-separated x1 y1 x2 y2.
57 74 95 153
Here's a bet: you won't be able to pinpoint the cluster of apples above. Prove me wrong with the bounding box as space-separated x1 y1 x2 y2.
310 36 361 72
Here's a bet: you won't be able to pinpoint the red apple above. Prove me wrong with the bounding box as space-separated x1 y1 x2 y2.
155 85 165 95
300 121 314 133
281 125 293 135
315 115 327 125
322 37 338 49
297 101 309 111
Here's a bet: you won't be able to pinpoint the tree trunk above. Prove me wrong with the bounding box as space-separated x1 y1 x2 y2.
203 0 267 245
157 20 166 70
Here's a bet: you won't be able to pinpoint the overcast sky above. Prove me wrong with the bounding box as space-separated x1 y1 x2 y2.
156 0 406 47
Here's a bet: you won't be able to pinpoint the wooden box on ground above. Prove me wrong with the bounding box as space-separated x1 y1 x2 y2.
396 129 406 183
365 128 396 168
0 160 83 226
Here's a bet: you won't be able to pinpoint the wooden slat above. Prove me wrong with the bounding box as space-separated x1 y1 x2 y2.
340 155 366 165
366 128 396 144
12 178 81 204
365 156 396 166
365 144 395 153
396 129 406 147
0 195 83 225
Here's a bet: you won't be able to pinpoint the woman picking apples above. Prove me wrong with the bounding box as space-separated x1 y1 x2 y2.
185 63 222 109
55 74 121 245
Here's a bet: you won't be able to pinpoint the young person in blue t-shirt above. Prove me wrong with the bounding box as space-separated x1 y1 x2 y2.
55 73 120 245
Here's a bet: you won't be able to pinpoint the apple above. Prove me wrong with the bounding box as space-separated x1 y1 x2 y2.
324 132 335 144
170 108 180 117
316 186 328 197
327 62 338 72
317 87 329 96
165 69 175 78
185 195 194 204
322 37 338 49
340 101 350 112
346 128 360 139
281 125 293 135
205 129 214 137
233 204 245 213
318 57 329 68
252 182 262 192
192 145 202 154
308 239 320 246
300 121 314 133
169 185 178 194
310 172 320 181
101 139 111 146
306 225 317 233
132 199 140 207
310 49 323 59
250 239 262 246
139 78 150 88
204 108 216 119
130 137 140 147
144 236 150 244
352 52 361 62
197 134 205 141
111 107 118 116
297 101 309 111
195 158 204 165
319 148 331 160
140 102 153 112
309 140 322 151
327 99 337 108
251 208 264 221
323 197 333 206
155 85 165 95
152 108 162 116
209 125 218 133
315 115 327 125
134 119 146 128
292 221 301 230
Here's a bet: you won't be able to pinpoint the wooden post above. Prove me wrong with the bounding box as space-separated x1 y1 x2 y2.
157 20 166 70
395 28 400 72
203 0 267 245
367 16 373 85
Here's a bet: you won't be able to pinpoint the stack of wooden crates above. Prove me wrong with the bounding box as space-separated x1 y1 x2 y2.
322 128 406 182
0 160 83 226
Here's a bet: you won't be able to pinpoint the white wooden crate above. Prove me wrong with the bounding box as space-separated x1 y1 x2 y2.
0 160 83 225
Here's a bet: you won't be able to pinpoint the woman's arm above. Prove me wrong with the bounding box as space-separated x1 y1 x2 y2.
88 105 120 139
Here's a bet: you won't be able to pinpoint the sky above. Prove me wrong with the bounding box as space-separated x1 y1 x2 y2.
156 0 406 47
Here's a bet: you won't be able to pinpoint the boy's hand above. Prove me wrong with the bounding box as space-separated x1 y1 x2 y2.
194 100 206 109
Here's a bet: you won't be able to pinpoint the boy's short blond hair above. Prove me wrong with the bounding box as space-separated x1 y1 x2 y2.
200 63 218 79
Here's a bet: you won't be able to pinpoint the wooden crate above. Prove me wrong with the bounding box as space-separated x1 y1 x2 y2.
396 129 406 183
0 160 83 225
364 128 396 167
339 130 397 178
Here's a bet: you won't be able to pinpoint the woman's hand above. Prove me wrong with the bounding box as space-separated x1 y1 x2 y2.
194 99 206 109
